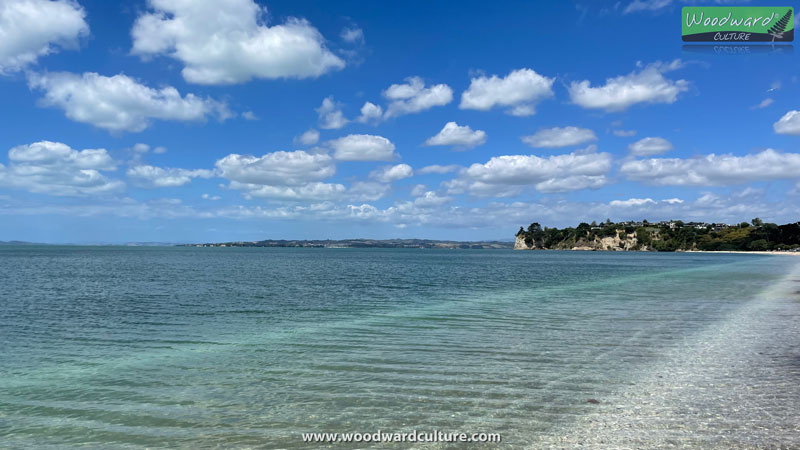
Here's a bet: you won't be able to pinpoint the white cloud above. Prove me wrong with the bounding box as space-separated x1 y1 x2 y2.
410 184 427 196
294 129 320 146
28 72 229 132
355 101 383 124
612 129 637 137
774 110 800 135
130 0 344 85
316 96 349 130
449 150 612 196
628 137 673 156
215 150 335 186
328 134 396 161
127 165 213 188
340 27 364 43
459 68 554 116
0 141 122 196
5 184 796 232
533 175 608 193
418 164 462 175
383 76 453 118
609 198 656 207
424 122 487 149
621 149 800 185
624 0 672 14
232 181 347 201
0 0 88 74
241 111 258 120
369 164 413 183
414 191 452 207
753 98 773 109
521 126 597 148
202 193 221 201
568 60 688 112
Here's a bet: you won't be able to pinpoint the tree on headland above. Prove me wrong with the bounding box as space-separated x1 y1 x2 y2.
516 219 800 252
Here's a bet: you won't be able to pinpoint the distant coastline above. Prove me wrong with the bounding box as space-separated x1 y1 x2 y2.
515 219 800 253
181 238 514 249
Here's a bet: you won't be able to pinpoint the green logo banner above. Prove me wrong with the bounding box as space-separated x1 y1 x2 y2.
682 7 794 42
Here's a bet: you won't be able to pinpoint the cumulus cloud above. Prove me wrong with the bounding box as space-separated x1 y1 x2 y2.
294 128 320 146
609 198 656 207
447 150 612 196
28 72 230 132
215 150 348 201
328 134 396 161
0 141 122 196
459 68 554 116
521 126 597 148
355 101 383 124
424 122 486 149
413 191 452 207
127 165 213 188
369 164 413 183
568 60 688 112
628 137 673 156
215 150 335 187
773 110 800 135
383 76 453 118
621 149 800 185
241 111 258 120
5 184 795 232
612 129 637 137
316 96 349 130
130 0 344 84
418 164 462 175
232 181 347 201
340 27 364 43
0 0 88 74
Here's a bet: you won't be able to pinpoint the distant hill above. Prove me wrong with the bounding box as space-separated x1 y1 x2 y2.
515 219 800 252
183 238 514 249
0 240 35 245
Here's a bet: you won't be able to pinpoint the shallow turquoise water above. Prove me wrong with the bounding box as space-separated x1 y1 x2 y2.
1 247 798 448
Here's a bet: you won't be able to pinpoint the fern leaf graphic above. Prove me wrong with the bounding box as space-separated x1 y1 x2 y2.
768 9 792 36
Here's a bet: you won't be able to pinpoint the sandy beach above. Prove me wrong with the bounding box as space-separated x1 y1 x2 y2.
685 250 800 256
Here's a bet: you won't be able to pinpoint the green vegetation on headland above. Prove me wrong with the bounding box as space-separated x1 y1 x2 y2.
515 218 800 252
185 239 513 249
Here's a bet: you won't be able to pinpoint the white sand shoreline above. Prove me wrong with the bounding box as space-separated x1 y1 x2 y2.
683 250 800 256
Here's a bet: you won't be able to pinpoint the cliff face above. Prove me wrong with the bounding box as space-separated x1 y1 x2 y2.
515 230 644 251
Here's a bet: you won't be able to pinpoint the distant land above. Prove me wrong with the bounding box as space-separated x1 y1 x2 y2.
515 219 800 252
0 241 183 246
183 239 514 249
0 240 37 245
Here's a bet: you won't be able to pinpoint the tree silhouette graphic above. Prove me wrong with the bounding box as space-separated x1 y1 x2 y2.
768 9 793 41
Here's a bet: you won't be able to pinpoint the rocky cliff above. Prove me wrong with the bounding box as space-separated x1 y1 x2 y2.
514 230 644 251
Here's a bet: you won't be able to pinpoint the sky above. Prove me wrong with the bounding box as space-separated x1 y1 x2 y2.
1 0 799 243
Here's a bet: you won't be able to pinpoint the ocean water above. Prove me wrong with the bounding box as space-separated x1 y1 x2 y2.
1 246 798 449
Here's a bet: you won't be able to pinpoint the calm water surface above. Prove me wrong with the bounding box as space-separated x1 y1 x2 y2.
1 247 799 448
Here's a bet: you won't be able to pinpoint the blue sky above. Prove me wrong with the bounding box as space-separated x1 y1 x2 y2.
1 0 799 243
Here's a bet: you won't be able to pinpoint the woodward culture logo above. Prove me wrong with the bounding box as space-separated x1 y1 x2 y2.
682 7 794 42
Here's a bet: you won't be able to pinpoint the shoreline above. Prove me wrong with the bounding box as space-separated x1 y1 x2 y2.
683 250 800 256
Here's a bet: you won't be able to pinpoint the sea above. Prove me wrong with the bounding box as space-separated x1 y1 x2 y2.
1 246 798 449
